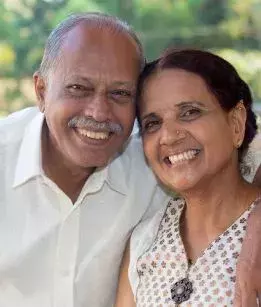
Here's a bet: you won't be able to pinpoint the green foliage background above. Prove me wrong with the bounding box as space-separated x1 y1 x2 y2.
1 0 261 115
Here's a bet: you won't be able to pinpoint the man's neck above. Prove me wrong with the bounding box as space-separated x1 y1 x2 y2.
41 125 95 204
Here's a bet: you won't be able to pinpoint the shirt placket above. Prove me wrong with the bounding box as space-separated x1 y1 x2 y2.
53 207 80 307
49 169 106 307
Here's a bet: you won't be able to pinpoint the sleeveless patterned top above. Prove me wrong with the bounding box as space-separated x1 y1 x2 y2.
132 198 257 307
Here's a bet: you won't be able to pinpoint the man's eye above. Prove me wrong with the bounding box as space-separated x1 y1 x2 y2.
68 84 85 91
111 89 132 97
109 89 133 103
66 84 92 96
141 120 161 134
180 108 201 120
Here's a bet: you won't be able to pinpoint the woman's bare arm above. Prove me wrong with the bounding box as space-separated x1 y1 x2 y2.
115 240 136 307
234 200 261 306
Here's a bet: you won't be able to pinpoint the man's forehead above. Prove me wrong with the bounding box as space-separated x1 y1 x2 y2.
45 23 141 86
50 26 139 78
61 23 138 55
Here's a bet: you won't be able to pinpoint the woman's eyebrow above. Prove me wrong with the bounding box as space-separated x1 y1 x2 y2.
140 101 208 122
175 101 206 108
140 112 158 122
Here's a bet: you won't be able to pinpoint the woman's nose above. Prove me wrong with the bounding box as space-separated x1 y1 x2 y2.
159 122 186 146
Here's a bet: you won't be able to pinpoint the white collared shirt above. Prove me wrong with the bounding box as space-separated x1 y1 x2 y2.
0 107 169 307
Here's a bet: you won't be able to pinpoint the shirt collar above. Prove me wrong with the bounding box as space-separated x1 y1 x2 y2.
13 112 44 188
13 112 128 195
105 153 128 195
79 153 128 197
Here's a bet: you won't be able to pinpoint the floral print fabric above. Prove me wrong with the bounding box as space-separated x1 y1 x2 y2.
135 198 255 307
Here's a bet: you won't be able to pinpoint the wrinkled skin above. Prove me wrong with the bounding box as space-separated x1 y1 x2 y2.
34 24 140 201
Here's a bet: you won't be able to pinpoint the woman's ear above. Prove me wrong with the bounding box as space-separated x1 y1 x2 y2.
229 101 247 149
33 71 46 113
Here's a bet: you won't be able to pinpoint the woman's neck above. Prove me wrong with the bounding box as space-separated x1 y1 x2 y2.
179 167 260 263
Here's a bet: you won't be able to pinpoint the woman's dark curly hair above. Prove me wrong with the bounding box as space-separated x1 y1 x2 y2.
136 48 257 160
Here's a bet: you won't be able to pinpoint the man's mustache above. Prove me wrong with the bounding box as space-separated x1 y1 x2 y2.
68 116 123 135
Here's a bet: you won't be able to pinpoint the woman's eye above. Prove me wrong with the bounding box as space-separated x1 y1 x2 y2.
141 120 161 134
180 108 201 120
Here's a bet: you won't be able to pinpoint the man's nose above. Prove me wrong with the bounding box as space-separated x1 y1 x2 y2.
84 93 111 122
159 121 186 146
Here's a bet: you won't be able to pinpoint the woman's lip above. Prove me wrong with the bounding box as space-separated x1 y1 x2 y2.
163 149 201 165
162 148 201 159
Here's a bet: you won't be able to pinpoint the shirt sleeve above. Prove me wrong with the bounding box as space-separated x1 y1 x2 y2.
140 185 172 221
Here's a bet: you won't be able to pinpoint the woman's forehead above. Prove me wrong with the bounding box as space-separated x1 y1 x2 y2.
140 69 220 112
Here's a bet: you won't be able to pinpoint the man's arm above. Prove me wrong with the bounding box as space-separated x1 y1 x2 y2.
115 240 136 307
234 131 261 306
253 164 261 187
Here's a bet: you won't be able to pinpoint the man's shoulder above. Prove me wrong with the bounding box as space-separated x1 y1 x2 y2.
122 132 144 159
0 107 39 128
0 107 39 145
109 132 157 187
115 133 149 173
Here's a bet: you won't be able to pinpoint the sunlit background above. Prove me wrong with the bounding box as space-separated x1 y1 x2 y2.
1 0 261 116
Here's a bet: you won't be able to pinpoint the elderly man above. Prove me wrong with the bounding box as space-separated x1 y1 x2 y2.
0 11 261 307
0 13 168 307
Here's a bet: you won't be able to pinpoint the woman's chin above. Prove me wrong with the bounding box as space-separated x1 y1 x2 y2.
159 175 200 195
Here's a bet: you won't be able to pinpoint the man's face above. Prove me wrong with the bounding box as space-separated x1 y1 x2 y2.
35 24 140 170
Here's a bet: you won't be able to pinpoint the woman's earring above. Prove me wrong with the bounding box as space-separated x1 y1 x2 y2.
236 140 242 148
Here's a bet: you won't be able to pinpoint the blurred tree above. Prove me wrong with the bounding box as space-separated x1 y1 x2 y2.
196 0 227 25
1 0 69 113
1 0 261 115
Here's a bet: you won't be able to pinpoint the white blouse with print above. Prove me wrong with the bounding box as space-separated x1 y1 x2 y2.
129 197 257 306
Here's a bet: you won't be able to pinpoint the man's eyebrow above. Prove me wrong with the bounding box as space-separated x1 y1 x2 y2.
111 81 136 89
66 75 93 84
65 77 135 89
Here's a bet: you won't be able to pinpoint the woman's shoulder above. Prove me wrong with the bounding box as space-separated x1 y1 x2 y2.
130 197 185 260
128 196 184 297
131 197 183 248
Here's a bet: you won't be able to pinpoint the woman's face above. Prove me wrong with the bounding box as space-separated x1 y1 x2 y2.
139 68 241 192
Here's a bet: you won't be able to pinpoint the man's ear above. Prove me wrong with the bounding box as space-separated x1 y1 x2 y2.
229 101 247 149
33 71 46 113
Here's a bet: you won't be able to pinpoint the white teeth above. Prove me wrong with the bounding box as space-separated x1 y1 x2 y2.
168 150 199 165
77 128 109 140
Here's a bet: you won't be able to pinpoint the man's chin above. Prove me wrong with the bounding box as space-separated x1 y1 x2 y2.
67 140 125 170
77 156 112 170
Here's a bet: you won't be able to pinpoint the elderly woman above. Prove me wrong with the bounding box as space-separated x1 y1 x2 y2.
115 49 261 306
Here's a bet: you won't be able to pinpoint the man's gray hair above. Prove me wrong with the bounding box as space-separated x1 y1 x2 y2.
39 12 145 78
